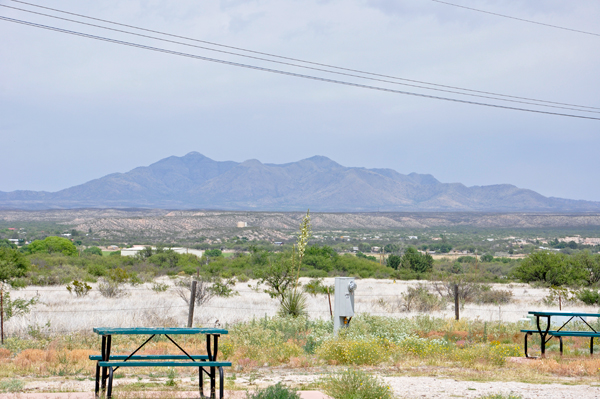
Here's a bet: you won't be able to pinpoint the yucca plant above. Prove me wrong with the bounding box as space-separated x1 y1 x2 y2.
278 289 308 318
278 210 311 318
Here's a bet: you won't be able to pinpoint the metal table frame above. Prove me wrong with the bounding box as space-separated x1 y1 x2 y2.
93 327 228 398
528 311 599 356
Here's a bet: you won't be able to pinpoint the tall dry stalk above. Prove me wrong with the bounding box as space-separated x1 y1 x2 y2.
294 210 312 292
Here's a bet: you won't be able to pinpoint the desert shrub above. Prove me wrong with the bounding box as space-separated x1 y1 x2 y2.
395 335 450 358
97 278 126 298
321 369 393 399
236 273 250 282
226 321 303 365
577 288 600 305
316 337 391 365
246 383 301 399
402 284 445 312
0 379 24 393
151 281 169 293
474 285 513 304
83 246 102 256
87 264 107 277
210 278 238 297
278 290 308 318
176 278 214 306
513 251 587 286
66 280 92 297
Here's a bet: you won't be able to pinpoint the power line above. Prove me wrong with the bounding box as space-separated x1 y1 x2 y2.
3 4 598 115
6 0 600 112
431 0 600 38
1 15 599 121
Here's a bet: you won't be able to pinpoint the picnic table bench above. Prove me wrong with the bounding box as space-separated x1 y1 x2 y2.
91 327 230 399
523 311 600 357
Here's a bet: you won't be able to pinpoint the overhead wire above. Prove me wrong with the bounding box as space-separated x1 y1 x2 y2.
6 0 600 112
431 0 600 38
3 5 598 115
1 15 599 121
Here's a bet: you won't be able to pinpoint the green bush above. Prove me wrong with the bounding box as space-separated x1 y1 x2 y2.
321 369 393 399
88 264 107 277
83 246 102 256
577 288 600 305
401 247 433 273
246 383 301 399
513 251 587 286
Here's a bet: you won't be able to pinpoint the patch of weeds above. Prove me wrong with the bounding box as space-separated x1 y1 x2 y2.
0 379 25 393
245 382 301 399
165 367 177 387
321 369 394 399
478 394 523 399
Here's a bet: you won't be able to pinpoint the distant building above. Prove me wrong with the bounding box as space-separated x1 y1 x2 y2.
274 242 283 246
407 236 418 240
237 222 248 228
352 247 359 252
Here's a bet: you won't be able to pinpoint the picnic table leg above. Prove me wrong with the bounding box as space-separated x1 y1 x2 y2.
591 337 595 356
536 316 550 357
101 335 112 394
210 366 216 399
219 366 224 399
94 361 100 398
559 337 563 356
524 332 530 358
100 335 108 394
107 367 114 399
199 366 204 397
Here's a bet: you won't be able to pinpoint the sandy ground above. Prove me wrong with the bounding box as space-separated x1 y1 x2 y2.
7 277 596 336
2 373 600 399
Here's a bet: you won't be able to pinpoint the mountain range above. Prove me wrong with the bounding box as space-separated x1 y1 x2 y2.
1 152 599 212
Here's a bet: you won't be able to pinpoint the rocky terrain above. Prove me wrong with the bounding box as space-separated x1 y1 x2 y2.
2 209 600 241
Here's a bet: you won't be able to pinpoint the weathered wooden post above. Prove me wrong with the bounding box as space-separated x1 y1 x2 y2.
454 284 459 320
187 280 197 328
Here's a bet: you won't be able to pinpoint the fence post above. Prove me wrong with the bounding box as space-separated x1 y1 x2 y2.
454 284 459 320
187 280 197 328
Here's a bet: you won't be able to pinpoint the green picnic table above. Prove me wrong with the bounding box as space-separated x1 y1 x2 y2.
526 311 600 357
92 327 230 399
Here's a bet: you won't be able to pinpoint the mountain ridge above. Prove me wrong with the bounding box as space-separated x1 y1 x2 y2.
1 152 599 212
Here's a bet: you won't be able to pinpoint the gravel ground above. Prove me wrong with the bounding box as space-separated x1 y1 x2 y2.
384 376 600 398
5 373 600 399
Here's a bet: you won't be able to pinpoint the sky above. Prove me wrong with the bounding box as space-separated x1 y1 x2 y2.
1 0 599 202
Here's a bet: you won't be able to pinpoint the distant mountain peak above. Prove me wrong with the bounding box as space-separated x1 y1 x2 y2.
1 153 599 212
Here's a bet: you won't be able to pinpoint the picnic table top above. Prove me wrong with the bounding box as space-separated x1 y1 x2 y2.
93 327 228 336
528 311 600 317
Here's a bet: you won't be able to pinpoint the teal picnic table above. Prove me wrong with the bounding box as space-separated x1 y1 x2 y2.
92 327 230 399
527 311 600 357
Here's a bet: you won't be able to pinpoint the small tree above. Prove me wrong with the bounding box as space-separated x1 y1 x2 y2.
28 236 77 256
401 247 433 273
0 248 32 343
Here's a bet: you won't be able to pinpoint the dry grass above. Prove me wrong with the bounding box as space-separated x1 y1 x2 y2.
7 278 600 337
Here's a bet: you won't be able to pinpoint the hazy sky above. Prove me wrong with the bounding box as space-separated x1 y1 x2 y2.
1 0 599 202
